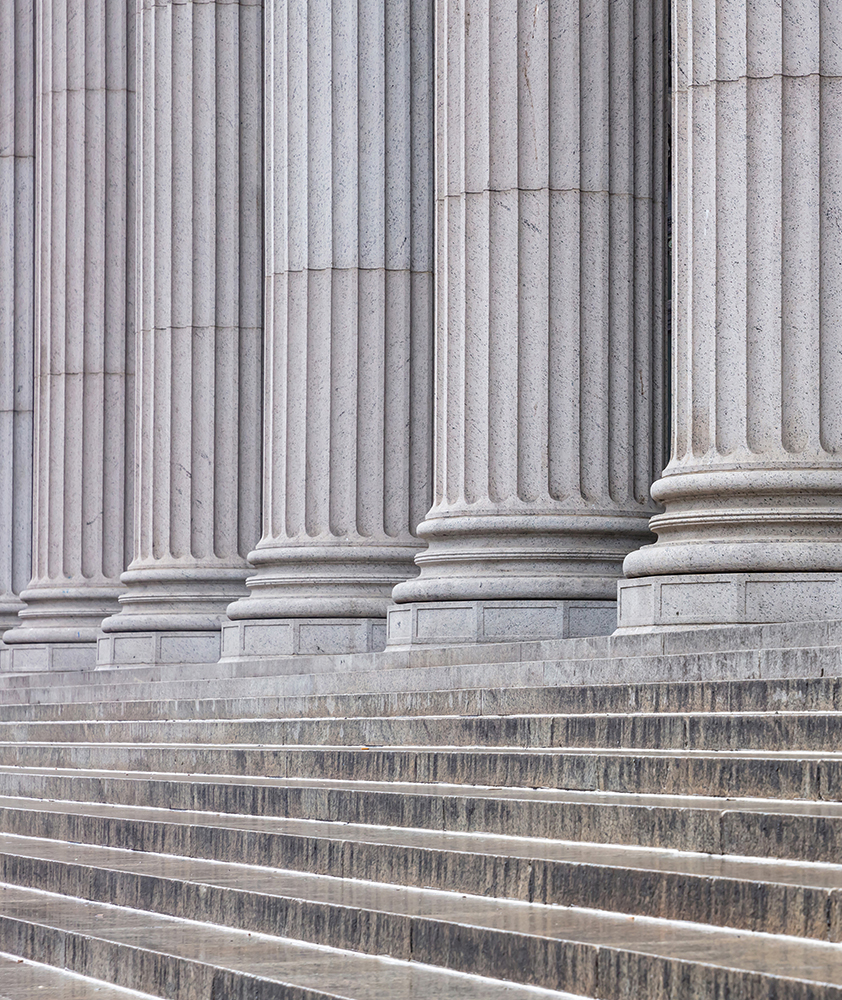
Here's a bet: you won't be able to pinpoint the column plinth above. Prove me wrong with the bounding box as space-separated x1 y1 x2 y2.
3 0 133 670
388 0 667 647
618 0 842 632
223 0 434 658
99 0 263 667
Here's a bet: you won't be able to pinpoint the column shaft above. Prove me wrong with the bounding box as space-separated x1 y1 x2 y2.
224 0 434 658
4 0 134 667
619 0 842 630
389 0 667 645
0 0 35 643
99 0 263 662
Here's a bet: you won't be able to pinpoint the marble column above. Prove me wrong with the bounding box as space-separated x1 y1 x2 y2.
223 0 433 658
0 0 35 663
388 0 667 646
98 0 263 666
618 0 842 630
3 0 134 670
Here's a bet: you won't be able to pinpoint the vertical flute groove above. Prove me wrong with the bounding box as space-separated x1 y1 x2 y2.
394 0 666 606
229 0 433 623
104 0 263 634
0 0 35 631
6 0 133 645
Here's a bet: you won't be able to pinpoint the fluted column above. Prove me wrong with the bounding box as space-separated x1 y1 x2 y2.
99 0 263 665
223 0 433 658
389 0 667 646
0 0 35 654
619 0 842 630
3 0 134 669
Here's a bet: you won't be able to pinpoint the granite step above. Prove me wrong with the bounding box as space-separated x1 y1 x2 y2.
0 883 587 1000
0 674 841 723
0 951 163 999
0 873 841 999
0 639 838 707
0 777 839 862
2 817 842 939
2 710 842 751
0 733 835 804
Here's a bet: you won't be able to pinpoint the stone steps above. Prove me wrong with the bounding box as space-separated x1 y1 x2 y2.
0 952 162 999
0 883 587 1000
3 673 842 722
0 637 839 707
0 839 838 1000
0 739 832 798
0 669 840 995
3 709 842 751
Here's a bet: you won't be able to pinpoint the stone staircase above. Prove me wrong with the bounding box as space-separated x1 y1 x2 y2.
1 640 842 997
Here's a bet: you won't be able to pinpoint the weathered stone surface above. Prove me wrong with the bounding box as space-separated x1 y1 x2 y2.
225 0 434 654
99 0 264 649
3 0 134 664
620 0 842 628
391 0 667 641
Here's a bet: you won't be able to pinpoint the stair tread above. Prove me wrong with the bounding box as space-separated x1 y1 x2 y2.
0 870 841 989
0 951 161 999
0 767 839 816
1 794 841 890
0 883 587 999
6 822 842 904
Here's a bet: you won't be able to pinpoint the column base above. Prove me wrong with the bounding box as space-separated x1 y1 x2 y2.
220 618 387 660
0 640 97 672
386 600 616 648
617 573 842 632
96 631 221 668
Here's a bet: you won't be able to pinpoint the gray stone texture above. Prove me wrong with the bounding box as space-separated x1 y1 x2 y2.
224 0 434 652
620 0 842 627
3 0 135 663
0 0 34 642
392 0 667 623
100 0 264 648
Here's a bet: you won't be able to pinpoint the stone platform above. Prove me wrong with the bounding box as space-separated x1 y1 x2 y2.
0 627 842 997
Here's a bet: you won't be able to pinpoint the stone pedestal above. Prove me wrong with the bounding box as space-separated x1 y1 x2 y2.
390 0 667 645
618 0 842 630
0 0 35 669
3 0 133 669
99 0 263 665
224 0 434 656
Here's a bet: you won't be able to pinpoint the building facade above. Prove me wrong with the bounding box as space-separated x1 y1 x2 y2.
2 0 841 672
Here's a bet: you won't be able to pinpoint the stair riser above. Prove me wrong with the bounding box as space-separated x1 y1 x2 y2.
3 713 842 750
0 906 835 1000
0 745 827 802
0 794 837 868
0 913 328 1000
1 846 837 943
0 677 840 723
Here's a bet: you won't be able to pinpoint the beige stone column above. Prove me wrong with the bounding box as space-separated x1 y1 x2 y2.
618 0 842 630
3 0 134 670
223 0 433 658
389 0 667 646
0 0 35 663
98 0 263 667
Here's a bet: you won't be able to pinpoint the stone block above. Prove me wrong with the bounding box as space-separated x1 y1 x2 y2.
386 600 616 647
617 573 842 631
96 633 221 669
220 619 387 659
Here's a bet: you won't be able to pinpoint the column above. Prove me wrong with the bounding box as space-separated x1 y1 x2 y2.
0 0 35 665
223 0 434 659
388 0 667 647
618 0 842 630
3 0 134 670
98 0 263 667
